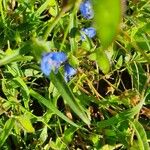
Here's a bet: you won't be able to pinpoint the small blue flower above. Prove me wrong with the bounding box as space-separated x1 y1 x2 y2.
81 27 96 41
64 64 77 82
40 52 67 76
80 0 94 19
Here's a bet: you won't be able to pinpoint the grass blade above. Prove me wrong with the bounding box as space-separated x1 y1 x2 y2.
29 89 79 128
0 50 33 66
97 100 143 129
130 120 149 150
50 71 90 125
0 118 15 147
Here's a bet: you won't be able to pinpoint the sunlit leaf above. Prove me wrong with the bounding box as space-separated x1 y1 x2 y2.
115 55 123 69
96 48 110 74
0 118 15 147
93 0 122 49
130 120 149 150
63 127 77 144
0 49 33 66
16 115 35 133
39 126 48 145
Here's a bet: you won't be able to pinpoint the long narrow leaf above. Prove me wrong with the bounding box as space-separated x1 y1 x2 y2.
97 100 143 129
130 120 149 150
0 50 33 66
0 118 15 147
50 71 90 125
29 89 79 127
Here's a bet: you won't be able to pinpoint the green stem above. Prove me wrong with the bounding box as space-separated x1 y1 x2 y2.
0 0 5 23
43 4 72 41
43 0 82 41
35 0 52 16
60 23 70 50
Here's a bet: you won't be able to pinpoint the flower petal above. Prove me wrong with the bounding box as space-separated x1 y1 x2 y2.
81 27 96 41
80 0 94 19
64 64 77 82
40 52 67 76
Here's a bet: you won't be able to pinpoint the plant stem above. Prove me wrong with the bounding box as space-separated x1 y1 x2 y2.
43 4 73 41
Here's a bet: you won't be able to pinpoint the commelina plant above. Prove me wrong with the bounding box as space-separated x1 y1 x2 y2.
0 0 150 149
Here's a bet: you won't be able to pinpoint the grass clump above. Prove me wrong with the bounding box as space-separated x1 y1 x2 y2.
0 0 150 149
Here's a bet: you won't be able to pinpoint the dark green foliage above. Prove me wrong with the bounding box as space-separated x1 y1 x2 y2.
0 0 149 149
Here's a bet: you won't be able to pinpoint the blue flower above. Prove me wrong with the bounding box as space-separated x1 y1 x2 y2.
40 52 67 76
80 0 94 19
81 27 96 41
64 64 77 82
40 52 77 81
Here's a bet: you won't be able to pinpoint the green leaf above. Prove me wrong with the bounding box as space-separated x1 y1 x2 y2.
130 120 149 150
14 77 29 96
39 126 48 145
0 118 15 147
36 0 56 16
29 89 79 127
88 52 96 61
97 99 143 129
63 127 77 144
132 23 150 51
0 99 10 115
13 77 30 107
115 55 123 69
0 49 33 66
16 115 35 133
50 71 90 125
128 63 147 92
68 54 79 67
30 38 50 61
7 65 30 108
93 0 122 49
96 48 110 74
